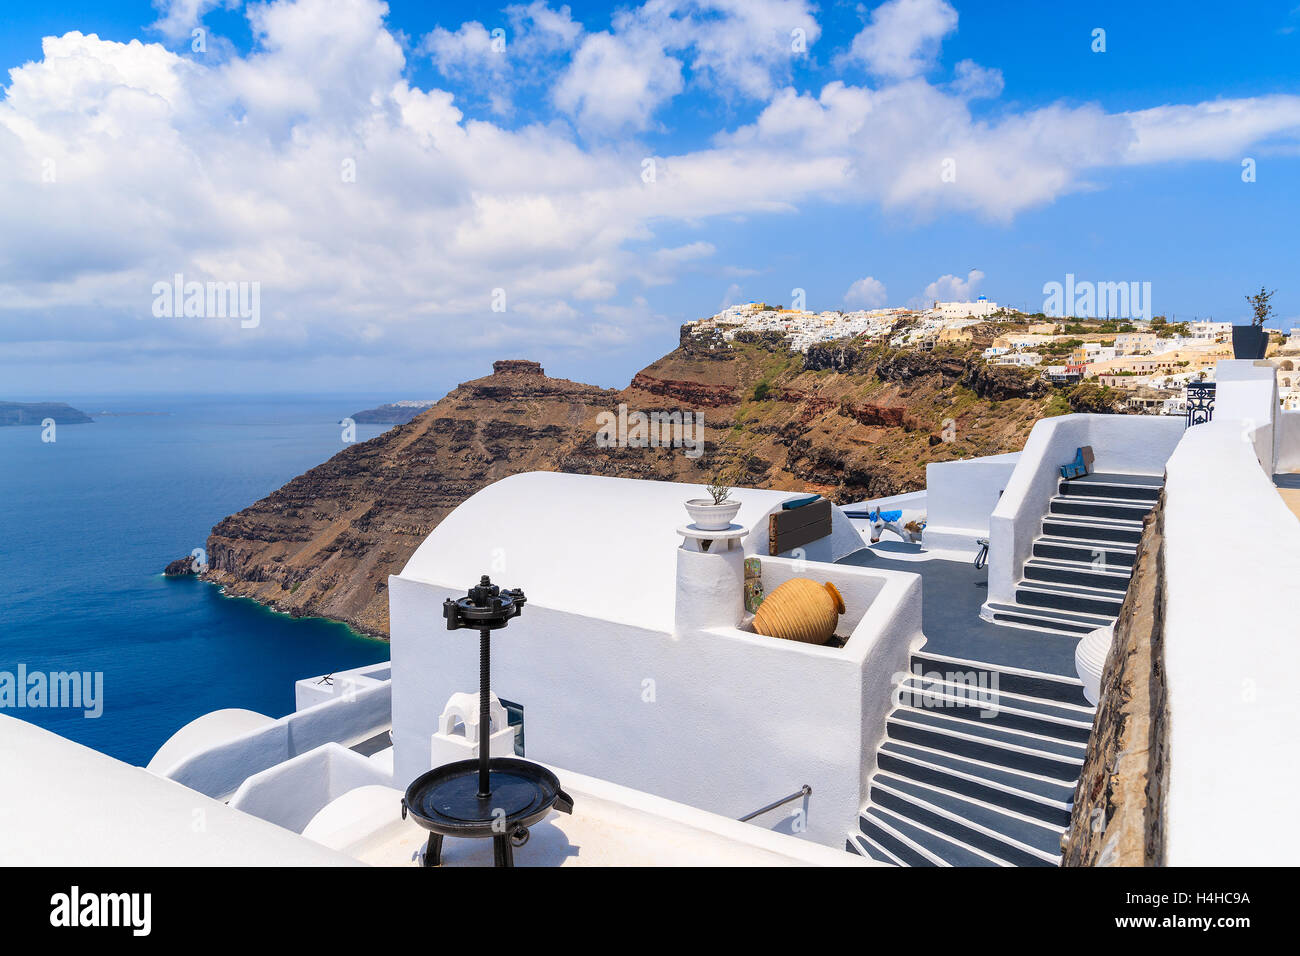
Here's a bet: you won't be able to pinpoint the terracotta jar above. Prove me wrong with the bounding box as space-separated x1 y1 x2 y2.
751 578 845 644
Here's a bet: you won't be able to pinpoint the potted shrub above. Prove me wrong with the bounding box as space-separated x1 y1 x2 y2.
685 473 741 530
1233 287 1274 360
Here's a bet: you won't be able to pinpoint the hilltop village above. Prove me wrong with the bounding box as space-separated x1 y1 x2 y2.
687 299 1300 416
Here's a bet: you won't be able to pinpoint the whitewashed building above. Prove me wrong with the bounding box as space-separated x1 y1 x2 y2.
934 296 999 319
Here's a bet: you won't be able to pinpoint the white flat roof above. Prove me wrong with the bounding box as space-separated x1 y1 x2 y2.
0 715 356 866
307 768 874 867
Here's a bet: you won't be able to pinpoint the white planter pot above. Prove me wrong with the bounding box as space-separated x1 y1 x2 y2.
684 498 741 530
1074 623 1115 707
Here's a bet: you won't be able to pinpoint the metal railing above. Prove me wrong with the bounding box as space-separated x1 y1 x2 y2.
738 785 812 822
1186 381 1215 427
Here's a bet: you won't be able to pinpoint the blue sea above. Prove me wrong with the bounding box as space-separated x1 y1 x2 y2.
0 396 398 766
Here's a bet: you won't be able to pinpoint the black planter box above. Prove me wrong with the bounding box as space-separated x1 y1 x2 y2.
1231 324 1269 360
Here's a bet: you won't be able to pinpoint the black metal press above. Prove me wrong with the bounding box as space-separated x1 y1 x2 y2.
400 575 573 867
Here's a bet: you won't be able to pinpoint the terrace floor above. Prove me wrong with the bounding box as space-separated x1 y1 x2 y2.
1274 473 1300 521
836 543 1082 678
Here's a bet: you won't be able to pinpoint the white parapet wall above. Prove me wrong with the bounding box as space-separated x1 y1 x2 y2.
228 742 394 834
389 472 922 849
922 453 1020 556
149 669 391 801
1214 360 1280 474
1161 413 1300 864
295 662 391 711
985 414 1186 610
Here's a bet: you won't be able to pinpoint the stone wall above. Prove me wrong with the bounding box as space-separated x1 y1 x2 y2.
1060 494 1169 866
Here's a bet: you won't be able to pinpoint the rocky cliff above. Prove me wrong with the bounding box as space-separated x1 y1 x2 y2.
195 330 1088 638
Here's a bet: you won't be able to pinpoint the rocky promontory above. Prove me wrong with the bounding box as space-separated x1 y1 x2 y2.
164 556 199 576
187 330 1103 639
0 401 93 426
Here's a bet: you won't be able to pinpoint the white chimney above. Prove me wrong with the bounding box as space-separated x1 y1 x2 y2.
673 523 749 635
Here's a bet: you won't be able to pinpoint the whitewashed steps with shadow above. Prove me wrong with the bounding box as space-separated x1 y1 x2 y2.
989 471 1162 637
910 650 1091 706
867 775 1065 866
849 653 1094 866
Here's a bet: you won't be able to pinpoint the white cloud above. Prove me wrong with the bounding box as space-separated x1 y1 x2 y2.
845 0 958 80
682 0 821 99
150 0 228 42
423 21 508 79
551 0 820 132
844 276 888 308
4 0 1300 382
552 29 684 131
510 1 583 50
720 283 745 308
1123 97 1300 163
950 59 1003 100
922 269 984 305
421 3 583 114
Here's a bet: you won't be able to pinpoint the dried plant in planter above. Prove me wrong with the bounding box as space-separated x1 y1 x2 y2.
705 476 732 505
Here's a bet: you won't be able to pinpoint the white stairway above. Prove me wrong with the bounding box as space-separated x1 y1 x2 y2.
846 651 1095 867
984 472 1162 637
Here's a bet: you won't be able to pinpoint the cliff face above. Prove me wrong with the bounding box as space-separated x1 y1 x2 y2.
201 333 1077 638
202 360 618 638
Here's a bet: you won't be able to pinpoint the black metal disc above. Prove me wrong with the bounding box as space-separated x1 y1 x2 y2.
403 758 563 837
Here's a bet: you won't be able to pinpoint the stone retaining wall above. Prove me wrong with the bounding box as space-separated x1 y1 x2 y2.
1060 494 1169 866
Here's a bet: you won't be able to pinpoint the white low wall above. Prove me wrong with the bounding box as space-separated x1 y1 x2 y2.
228 742 393 834
985 414 1185 608
1161 418 1300 864
1214 360 1279 474
295 662 391 711
389 559 923 849
923 453 1020 555
150 678 391 801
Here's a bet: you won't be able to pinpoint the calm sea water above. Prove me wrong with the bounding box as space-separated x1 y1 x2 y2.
0 395 396 766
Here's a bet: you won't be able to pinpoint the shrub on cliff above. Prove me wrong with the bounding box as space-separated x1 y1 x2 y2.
1066 381 1124 414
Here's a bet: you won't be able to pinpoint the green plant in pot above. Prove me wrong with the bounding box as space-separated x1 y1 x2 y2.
1233 287 1275 360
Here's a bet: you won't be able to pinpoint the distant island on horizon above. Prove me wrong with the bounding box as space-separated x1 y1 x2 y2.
0 401 93 426
347 399 438 425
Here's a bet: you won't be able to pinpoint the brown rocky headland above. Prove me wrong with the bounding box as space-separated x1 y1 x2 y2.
184 328 1112 638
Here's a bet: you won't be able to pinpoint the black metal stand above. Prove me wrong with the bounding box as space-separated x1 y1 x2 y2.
493 834 513 867
477 628 491 798
402 576 573 869
422 833 443 867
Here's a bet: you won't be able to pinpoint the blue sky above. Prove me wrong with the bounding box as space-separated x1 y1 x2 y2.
2 0 1299 398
